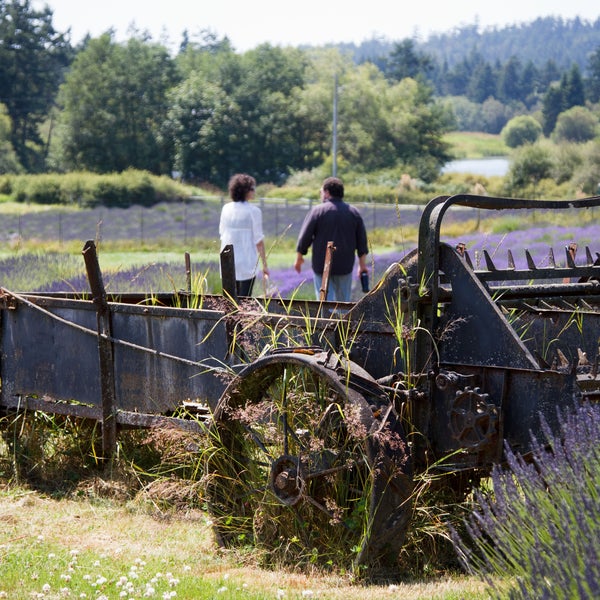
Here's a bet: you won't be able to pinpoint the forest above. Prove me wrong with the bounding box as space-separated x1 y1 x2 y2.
1 0 600 191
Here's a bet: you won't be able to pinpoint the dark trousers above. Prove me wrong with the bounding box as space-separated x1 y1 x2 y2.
236 277 255 297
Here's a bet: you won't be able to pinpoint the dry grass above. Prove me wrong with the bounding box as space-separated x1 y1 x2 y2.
0 484 488 599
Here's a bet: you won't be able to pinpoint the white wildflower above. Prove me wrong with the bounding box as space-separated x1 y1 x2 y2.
42 583 51 593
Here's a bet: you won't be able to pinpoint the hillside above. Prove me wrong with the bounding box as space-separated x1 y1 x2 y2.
336 15 600 73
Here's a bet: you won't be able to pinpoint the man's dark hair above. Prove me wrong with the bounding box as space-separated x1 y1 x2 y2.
322 177 344 199
228 173 256 202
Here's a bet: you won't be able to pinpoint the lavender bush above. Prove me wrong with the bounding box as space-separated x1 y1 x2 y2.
452 402 600 599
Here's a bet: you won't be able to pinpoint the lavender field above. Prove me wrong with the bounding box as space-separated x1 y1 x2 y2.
1 199 600 299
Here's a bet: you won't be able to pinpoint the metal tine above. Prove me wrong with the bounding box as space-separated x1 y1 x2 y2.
507 249 515 270
464 250 474 269
565 242 577 268
483 249 497 271
557 348 570 368
548 247 556 268
525 250 536 270
586 246 593 265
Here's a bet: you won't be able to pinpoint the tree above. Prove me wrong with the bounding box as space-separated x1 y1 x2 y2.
553 106 599 143
166 43 311 185
587 46 600 103
497 56 523 103
0 0 72 170
507 143 553 197
384 39 433 82
563 63 585 108
54 34 178 173
542 85 564 136
501 115 542 148
0 102 22 173
467 62 497 103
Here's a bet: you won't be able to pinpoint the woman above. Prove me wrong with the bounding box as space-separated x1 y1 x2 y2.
219 173 269 296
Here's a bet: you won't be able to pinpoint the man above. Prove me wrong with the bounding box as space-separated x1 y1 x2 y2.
294 177 369 302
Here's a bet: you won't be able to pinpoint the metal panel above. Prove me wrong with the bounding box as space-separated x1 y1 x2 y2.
0 295 229 414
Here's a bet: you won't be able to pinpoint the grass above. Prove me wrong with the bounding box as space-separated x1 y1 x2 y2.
0 484 488 599
443 132 509 159
0 413 488 599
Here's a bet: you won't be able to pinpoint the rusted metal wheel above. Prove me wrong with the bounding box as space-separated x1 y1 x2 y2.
205 349 413 574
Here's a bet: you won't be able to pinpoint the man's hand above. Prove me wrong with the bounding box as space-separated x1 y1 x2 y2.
294 254 304 273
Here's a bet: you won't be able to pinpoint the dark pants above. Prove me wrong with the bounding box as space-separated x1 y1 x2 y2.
236 277 255 297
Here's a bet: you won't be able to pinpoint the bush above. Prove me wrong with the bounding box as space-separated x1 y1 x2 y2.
452 402 600 599
553 106 599 143
501 115 542 148
6 170 200 207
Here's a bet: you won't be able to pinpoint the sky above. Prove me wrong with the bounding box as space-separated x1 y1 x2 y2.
34 0 599 52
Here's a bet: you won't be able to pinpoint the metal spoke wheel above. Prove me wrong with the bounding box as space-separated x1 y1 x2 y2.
205 349 413 574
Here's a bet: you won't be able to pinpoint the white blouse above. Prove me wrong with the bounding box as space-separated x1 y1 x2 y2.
219 201 264 281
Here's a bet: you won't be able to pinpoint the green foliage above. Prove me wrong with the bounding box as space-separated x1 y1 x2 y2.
0 0 73 170
501 115 542 148
52 34 178 174
505 142 554 196
452 404 600 599
0 103 22 174
4 170 197 207
552 105 599 143
443 131 508 159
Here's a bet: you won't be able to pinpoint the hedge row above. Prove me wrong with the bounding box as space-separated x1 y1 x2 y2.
0 170 199 208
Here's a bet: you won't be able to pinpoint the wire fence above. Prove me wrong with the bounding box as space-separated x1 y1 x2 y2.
0 196 425 246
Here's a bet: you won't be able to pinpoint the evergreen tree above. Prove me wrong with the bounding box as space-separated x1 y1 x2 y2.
587 46 600 103
542 85 564 136
467 62 497 103
498 56 523 103
384 39 433 82
563 63 586 108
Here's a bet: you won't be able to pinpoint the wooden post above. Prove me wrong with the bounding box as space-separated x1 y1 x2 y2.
220 244 237 302
82 240 117 462
185 252 192 306
319 241 336 302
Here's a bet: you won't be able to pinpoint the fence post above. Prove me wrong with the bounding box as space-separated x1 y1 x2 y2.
319 241 335 302
82 240 117 463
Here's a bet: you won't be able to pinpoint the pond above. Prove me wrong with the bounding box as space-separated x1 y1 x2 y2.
442 156 510 177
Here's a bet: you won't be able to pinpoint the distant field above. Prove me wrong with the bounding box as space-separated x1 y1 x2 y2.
443 131 509 158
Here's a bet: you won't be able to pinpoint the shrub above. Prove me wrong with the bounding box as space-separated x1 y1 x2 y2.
501 115 542 148
553 106 599 143
6 170 199 207
452 402 600 599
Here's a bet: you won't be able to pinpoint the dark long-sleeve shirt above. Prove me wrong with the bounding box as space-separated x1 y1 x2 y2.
296 197 368 275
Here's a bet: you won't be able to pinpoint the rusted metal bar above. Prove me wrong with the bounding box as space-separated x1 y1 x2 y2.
319 241 336 302
82 240 117 461
220 244 237 302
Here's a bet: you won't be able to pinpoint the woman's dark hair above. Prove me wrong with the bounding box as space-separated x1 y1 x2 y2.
322 176 344 199
228 173 256 202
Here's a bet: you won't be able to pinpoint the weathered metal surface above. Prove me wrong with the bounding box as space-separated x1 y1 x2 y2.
0 291 230 415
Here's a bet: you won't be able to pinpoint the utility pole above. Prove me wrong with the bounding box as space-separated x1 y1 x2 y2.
332 74 338 177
